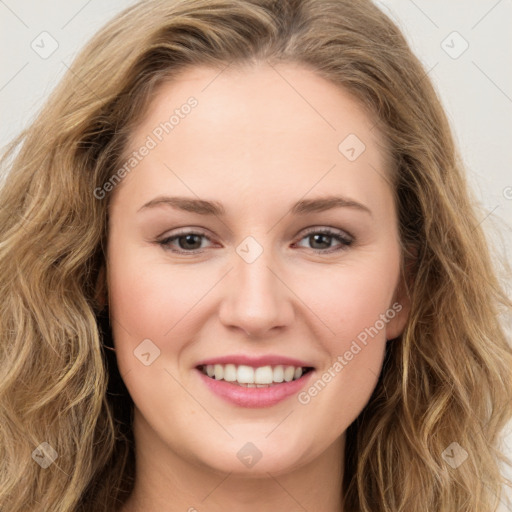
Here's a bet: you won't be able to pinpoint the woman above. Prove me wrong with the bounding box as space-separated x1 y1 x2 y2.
0 0 511 510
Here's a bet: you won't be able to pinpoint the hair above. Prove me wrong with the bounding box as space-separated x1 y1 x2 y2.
0 0 511 510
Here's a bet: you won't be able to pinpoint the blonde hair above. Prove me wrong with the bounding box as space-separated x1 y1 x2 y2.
1 0 511 510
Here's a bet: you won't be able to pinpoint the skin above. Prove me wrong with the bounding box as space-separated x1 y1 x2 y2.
105 61 410 512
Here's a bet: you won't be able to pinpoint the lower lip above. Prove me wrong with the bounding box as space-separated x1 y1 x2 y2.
196 368 315 408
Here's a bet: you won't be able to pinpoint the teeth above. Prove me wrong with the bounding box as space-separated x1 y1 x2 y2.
213 364 224 380
284 366 295 382
273 365 284 382
202 363 308 385
223 364 237 382
254 366 273 384
237 365 254 383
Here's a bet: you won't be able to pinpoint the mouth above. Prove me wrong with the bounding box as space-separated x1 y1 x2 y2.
196 363 315 387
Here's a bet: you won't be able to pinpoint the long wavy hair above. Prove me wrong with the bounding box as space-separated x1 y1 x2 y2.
0 0 511 510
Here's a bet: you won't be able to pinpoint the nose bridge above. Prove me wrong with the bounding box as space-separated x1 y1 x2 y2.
218 236 294 337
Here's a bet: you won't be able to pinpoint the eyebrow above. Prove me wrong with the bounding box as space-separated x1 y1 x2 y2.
138 195 372 217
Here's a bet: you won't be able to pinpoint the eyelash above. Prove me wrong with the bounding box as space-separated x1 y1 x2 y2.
157 227 354 255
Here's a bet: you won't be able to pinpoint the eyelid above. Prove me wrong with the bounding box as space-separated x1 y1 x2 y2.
299 225 353 242
291 226 353 254
157 228 214 251
157 225 354 254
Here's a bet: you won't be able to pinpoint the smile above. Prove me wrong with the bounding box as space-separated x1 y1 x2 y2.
197 363 314 386
195 364 316 408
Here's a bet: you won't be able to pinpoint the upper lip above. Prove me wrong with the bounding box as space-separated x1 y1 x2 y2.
195 354 315 369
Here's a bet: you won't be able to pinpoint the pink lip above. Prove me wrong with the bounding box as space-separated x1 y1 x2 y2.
195 368 315 408
195 354 314 368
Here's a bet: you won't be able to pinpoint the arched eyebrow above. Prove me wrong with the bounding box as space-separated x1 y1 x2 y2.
290 196 372 216
138 196 224 215
137 195 372 217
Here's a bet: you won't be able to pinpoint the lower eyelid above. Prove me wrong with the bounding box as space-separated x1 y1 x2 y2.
158 230 353 254
159 232 211 251
294 232 352 251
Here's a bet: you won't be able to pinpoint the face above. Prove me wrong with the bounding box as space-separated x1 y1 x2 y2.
105 61 409 476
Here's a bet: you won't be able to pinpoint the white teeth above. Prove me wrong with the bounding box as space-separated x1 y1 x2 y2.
213 364 223 380
254 366 273 384
283 366 295 382
237 365 254 383
273 365 284 382
200 363 310 385
223 364 237 382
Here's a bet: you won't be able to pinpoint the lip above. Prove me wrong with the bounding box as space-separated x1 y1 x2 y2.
195 367 315 408
195 354 314 368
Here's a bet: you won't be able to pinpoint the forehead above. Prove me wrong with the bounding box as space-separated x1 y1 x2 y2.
130 62 388 150
116 62 393 212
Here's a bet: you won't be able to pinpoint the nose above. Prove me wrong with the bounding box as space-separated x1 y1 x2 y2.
218 247 295 339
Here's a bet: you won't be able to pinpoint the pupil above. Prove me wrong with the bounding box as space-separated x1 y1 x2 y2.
180 234 201 250
178 234 333 251
311 234 330 249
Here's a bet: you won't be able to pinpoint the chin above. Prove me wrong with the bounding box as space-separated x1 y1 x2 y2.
209 455 299 477
194 441 307 476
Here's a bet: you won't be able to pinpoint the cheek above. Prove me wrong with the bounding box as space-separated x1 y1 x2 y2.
296 258 399 346
108 238 400 353
106 249 200 416
107 246 207 343
290 251 398 401
292 266 393 432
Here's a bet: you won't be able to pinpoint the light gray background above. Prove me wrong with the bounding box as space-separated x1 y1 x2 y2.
1 0 511 509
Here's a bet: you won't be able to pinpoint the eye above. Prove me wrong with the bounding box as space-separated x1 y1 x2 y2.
157 227 354 255
293 227 353 254
157 230 213 254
